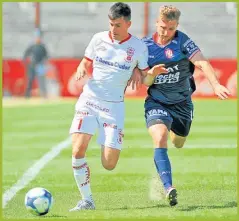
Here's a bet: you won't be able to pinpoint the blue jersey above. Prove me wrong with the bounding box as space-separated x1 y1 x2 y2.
142 30 200 104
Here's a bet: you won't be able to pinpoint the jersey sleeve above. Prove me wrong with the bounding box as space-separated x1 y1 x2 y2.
180 33 201 60
137 42 149 71
84 34 97 61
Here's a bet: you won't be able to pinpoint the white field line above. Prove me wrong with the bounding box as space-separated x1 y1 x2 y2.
2 137 71 208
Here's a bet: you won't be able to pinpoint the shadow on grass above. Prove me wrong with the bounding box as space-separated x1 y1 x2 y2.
178 201 237 212
108 203 168 211
44 214 68 218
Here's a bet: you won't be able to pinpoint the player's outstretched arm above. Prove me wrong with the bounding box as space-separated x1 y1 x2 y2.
130 65 167 89
75 58 92 81
142 64 168 86
128 67 143 90
190 52 231 100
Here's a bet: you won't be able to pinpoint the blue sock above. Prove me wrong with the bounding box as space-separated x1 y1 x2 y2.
154 148 172 191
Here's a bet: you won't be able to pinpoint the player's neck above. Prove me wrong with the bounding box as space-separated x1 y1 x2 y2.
118 33 130 42
109 32 131 43
157 38 172 46
153 32 173 47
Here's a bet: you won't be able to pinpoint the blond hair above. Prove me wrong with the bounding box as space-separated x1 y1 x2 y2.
159 5 181 21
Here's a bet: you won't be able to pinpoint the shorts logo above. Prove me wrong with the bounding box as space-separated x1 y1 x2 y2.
147 109 168 117
103 123 117 129
117 129 124 144
125 47 135 63
75 111 89 116
165 48 174 59
86 101 109 112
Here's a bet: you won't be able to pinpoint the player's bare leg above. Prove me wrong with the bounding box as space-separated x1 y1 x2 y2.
101 146 121 170
170 131 187 148
149 123 178 206
149 124 168 147
72 133 91 158
70 133 95 211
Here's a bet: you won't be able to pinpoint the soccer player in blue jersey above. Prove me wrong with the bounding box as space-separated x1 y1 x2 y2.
139 5 231 206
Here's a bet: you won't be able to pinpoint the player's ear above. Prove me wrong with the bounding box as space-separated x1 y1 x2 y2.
127 20 132 28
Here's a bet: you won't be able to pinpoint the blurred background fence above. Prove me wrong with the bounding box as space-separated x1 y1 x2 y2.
2 2 237 98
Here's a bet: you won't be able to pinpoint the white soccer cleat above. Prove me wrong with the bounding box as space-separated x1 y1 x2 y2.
69 199 96 211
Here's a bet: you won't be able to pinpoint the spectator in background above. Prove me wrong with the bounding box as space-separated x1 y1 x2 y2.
23 36 48 98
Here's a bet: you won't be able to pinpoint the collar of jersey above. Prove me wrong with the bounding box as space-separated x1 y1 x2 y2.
152 32 172 48
108 31 132 44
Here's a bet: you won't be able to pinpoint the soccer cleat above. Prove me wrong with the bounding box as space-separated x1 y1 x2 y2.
166 187 178 207
69 199 95 211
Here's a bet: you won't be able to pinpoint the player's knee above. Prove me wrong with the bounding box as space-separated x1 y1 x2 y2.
149 124 168 147
173 142 184 148
101 157 117 170
172 139 185 148
101 146 120 171
72 149 85 158
72 134 90 158
72 142 88 158
154 134 168 147
102 161 116 171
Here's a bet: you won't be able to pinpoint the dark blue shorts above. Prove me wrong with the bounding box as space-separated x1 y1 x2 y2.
144 97 194 137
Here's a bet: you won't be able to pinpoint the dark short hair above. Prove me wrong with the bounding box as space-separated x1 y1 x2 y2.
108 2 131 21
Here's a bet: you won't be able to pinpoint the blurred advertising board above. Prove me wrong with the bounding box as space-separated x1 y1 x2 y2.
2 58 237 98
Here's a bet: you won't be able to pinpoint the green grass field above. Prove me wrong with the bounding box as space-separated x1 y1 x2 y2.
2 99 237 219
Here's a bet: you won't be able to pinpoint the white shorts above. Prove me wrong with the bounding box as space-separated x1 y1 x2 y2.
69 95 125 150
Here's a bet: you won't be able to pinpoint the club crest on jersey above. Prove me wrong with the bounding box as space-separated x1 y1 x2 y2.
165 48 174 59
125 47 135 62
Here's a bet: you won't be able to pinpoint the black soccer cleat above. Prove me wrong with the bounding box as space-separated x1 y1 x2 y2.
166 187 178 207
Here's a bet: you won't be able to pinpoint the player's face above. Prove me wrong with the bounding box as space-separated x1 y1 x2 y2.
156 17 178 44
109 17 131 41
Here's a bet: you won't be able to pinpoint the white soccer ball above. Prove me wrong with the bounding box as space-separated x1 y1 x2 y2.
24 187 53 216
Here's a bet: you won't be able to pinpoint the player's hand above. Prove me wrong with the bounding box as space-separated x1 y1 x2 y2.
213 83 231 100
147 64 168 77
75 69 86 81
128 67 143 90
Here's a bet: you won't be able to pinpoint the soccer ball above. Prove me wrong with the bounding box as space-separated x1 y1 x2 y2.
24 187 53 216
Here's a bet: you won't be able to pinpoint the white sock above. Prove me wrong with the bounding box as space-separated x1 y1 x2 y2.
72 156 93 201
